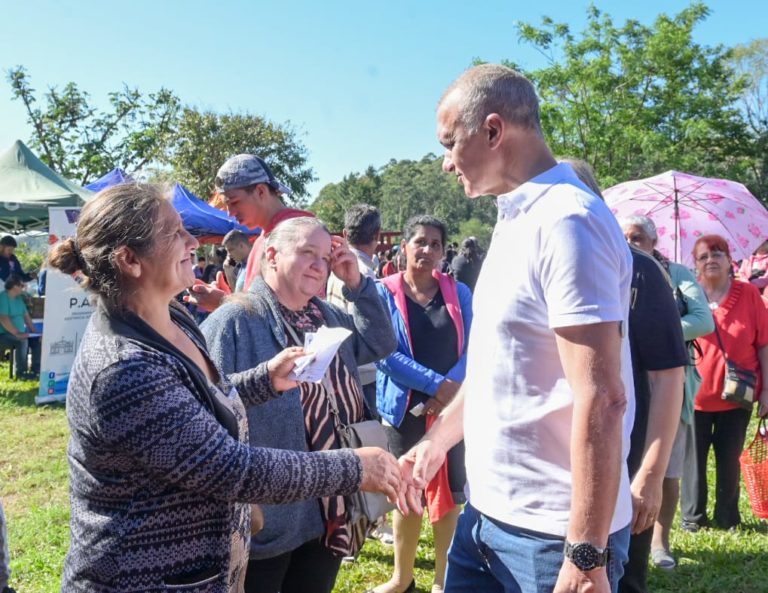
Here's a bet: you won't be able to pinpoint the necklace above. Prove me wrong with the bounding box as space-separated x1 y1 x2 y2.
706 279 731 309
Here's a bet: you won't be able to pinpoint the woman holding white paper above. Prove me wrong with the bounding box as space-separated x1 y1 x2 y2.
201 216 397 593
48 186 401 593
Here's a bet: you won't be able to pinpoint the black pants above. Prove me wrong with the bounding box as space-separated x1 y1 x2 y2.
618 526 652 593
243 538 342 593
681 408 752 528
0 333 40 376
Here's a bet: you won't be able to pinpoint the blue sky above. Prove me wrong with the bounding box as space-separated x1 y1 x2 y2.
0 0 765 198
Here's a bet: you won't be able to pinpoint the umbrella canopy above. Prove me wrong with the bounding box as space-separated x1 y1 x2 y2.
604 170 768 267
85 168 134 192
170 183 259 241
0 140 92 232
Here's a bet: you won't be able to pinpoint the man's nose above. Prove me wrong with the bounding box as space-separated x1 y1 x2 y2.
442 153 454 173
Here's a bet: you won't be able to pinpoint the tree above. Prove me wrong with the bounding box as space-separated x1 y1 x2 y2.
311 166 382 231
7 66 180 185
730 39 768 199
505 3 750 190
165 108 316 205
311 154 497 237
453 218 494 251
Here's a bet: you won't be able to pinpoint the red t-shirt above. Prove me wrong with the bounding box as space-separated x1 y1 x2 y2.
241 208 314 293
695 280 768 412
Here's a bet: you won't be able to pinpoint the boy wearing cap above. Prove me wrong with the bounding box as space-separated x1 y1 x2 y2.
188 155 313 310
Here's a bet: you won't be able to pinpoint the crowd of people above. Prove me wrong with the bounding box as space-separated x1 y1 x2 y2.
1 63 767 593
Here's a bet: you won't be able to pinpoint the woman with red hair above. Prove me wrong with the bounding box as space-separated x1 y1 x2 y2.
682 234 768 532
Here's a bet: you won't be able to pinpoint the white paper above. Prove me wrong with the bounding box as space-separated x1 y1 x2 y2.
288 325 352 383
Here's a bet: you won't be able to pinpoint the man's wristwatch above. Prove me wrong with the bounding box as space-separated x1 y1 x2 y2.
564 540 609 571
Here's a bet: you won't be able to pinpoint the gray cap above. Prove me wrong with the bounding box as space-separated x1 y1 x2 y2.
215 154 292 195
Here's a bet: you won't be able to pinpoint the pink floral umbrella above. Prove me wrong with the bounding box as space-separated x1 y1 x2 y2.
604 170 768 267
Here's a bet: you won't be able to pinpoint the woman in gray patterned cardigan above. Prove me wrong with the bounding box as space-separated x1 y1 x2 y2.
201 216 398 593
48 184 401 593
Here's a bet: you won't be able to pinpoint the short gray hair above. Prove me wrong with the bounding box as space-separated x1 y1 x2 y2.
440 64 541 134
260 216 330 274
619 215 658 243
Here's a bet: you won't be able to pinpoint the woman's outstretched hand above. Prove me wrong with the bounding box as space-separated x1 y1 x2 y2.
266 346 308 392
356 447 402 504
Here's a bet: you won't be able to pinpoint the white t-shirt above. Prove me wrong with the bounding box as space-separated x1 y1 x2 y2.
463 163 635 537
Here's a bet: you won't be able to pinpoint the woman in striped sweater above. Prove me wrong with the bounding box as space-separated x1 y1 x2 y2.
48 184 401 593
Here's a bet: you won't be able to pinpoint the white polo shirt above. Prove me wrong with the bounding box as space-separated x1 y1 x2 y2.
463 163 634 537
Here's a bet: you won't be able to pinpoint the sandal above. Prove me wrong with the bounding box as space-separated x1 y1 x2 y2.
651 548 676 570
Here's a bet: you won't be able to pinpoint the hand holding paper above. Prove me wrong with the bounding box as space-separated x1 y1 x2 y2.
288 325 352 383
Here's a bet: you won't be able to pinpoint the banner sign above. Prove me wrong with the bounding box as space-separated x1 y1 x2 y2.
36 207 95 404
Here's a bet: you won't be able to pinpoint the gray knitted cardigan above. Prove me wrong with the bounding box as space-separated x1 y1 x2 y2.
62 302 362 593
201 275 396 560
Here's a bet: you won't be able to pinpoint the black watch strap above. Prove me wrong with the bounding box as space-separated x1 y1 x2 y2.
564 540 609 571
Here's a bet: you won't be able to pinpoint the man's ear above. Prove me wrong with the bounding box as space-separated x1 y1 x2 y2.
113 246 142 279
485 113 504 148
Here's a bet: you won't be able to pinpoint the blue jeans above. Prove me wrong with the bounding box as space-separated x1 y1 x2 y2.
445 503 630 593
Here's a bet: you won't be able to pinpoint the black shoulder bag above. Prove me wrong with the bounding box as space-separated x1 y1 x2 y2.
712 324 757 410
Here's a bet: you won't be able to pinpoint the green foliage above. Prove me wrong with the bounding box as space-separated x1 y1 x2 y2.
8 66 180 185
13 242 44 273
506 3 751 192
452 218 494 250
164 108 316 206
729 39 768 200
310 155 497 236
312 166 383 232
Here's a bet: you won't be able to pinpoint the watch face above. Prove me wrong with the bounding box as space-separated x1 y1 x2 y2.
570 543 600 571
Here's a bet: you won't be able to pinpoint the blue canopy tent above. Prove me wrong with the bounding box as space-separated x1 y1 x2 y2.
85 168 134 192
81 171 259 241
170 183 260 243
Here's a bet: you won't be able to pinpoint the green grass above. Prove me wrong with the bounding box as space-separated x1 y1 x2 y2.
1 374 767 592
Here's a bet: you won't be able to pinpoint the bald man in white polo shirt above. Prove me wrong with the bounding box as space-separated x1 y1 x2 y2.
397 64 634 593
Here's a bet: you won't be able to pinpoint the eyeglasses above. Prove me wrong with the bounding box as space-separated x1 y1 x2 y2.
695 251 727 263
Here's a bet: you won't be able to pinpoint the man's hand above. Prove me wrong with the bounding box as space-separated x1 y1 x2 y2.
629 470 663 534
400 438 447 492
396 455 424 516
184 280 226 312
554 562 611 593
329 236 361 291
266 346 307 392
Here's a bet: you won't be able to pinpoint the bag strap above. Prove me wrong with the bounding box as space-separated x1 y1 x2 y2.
711 323 729 362
703 291 729 364
279 311 349 433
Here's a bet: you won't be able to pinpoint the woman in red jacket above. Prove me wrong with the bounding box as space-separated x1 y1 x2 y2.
682 234 768 532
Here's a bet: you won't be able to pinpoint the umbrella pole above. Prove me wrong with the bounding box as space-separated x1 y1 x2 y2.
673 177 680 263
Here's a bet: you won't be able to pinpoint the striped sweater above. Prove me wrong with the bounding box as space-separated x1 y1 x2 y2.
62 303 361 592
